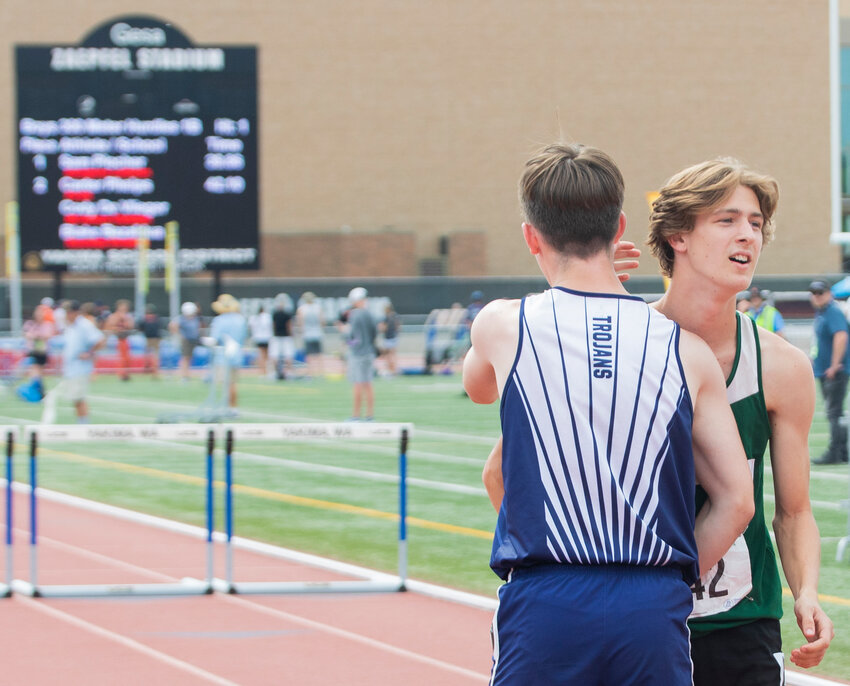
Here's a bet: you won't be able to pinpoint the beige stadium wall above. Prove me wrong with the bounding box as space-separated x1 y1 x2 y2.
0 1 837 279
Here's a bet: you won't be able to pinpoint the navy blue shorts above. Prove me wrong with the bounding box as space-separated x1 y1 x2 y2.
490 564 693 685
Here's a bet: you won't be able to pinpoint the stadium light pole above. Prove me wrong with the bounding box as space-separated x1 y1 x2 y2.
134 225 149 320
165 221 180 322
829 0 845 245
5 203 22 337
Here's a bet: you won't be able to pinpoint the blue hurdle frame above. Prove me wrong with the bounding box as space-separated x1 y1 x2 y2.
212 422 411 595
10 424 216 598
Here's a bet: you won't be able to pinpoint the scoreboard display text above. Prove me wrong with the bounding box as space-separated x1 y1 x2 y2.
15 16 259 273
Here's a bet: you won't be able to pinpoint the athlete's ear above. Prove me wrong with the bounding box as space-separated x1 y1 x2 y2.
667 232 687 254
613 212 626 243
522 222 542 255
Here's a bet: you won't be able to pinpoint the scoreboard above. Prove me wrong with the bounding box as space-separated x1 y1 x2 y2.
15 15 259 274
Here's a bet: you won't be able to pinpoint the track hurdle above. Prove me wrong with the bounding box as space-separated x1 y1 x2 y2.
0 429 13 597
10 423 217 598
212 422 412 595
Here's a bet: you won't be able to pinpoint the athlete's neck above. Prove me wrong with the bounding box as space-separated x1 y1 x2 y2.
541 252 629 296
653 276 739 359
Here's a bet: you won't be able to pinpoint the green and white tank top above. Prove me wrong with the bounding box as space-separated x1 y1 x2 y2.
688 312 782 635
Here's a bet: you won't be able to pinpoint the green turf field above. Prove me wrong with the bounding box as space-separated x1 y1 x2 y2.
0 370 848 680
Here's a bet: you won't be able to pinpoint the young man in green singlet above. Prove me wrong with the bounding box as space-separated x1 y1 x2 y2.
648 158 834 684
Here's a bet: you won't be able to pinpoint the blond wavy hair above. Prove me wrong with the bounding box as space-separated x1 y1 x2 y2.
647 158 779 277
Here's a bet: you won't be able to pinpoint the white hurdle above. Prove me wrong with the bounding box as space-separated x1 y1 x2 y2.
211 422 413 595
9 423 217 598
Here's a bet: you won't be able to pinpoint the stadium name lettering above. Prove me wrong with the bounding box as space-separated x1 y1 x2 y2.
85 427 162 439
591 316 613 379
277 427 354 438
50 47 226 72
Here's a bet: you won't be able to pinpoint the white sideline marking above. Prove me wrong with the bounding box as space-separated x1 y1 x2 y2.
786 674 846 686
17 595 239 686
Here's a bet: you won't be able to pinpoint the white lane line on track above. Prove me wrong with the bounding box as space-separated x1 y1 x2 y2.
15 492 490 682
222 594 488 683
16 595 240 686
11 527 175 580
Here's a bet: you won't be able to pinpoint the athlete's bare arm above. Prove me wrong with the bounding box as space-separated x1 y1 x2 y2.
483 437 504 511
462 299 521 403
761 332 834 668
680 330 755 577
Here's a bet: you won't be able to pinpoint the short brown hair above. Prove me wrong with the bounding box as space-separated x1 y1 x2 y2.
519 142 624 257
647 158 779 277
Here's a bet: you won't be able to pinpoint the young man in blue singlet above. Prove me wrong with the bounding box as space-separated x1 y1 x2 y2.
648 158 834 684
464 142 754 685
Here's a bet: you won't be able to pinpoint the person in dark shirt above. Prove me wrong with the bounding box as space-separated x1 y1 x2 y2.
270 294 295 380
138 304 161 378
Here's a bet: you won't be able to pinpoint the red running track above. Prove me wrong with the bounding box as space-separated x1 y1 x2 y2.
1 491 494 685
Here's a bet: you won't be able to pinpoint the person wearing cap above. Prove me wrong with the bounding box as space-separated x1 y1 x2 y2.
38 297 56 325
648 159 833 681
747 286 785 338
209 294 248 408
104 299 135 381
809 279 850 465
169 301 201 382
296 292 325 378
345 287 377 421
61 300 106 423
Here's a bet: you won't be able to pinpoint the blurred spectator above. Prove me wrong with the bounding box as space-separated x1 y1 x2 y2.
457 290 485 360
270 294 295 380
296 292 325 378
746 286 785 338
810 280 850 464
466 290 485 325
104 299 135 381
138 304 162 378
62 300 105 423
39 297 56 325
423 302 465 375
209 294 248 409
169 302 201 382
18 303 57 401
249 305 273 375
53 299 68 333
345 287 377 420
379 301 401 376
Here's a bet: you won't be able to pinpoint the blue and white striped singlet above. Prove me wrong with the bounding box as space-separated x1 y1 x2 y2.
491 287 699 585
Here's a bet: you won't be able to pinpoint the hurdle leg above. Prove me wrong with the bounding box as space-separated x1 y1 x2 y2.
1 430 13 597
29 432 38 592
205 429 215 590
12 431 39 596
212 429 235 594
398 429 408 591
225 429 234 590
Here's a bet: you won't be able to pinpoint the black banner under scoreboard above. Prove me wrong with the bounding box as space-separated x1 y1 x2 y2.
15 15 259 274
